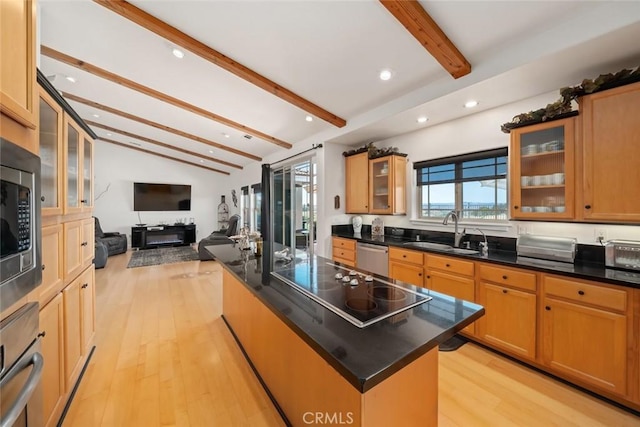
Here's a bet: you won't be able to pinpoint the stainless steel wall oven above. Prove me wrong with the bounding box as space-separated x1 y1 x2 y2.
0 137 41 312
0 302 43 427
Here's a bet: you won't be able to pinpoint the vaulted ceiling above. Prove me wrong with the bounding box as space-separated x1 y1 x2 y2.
39 1 640 175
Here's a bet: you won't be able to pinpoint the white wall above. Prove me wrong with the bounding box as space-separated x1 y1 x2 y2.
355 90 640 245
93 142 232 244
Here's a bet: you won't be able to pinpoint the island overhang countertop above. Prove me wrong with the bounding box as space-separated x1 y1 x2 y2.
206 243 484 393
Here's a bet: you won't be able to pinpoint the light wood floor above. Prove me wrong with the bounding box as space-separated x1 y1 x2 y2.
63 251 640 426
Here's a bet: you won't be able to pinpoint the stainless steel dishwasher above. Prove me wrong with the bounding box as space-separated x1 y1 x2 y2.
356 242 389 277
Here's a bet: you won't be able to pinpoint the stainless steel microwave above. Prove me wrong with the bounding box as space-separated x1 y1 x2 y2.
0 137 41 312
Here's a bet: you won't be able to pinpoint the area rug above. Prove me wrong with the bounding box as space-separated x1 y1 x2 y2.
127 246 200 268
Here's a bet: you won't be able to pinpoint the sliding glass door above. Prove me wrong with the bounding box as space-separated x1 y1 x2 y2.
271 156 316 257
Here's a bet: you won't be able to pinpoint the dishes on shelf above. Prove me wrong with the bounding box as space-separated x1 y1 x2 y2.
521 173 564 187
521 139 564 155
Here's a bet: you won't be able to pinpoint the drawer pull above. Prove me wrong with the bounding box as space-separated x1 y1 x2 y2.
81 241 88 246
418 273 422 277
41 196 46 202
578 290 585 296
502 289 508 294
402 255 407 258
514 205 519 209
585 205 591 209
82 283 88 289
42 264 45 271
545 306 551 311
38 331 46 338
426 275 431 279
445 263 450 267
502 275 508 280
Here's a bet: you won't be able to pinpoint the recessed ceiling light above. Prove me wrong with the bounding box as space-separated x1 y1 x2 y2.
464 100 479 108
379 69 393 81
209 150 214 153
92 113 100 118
305 115 313 122
106 133 112 136
417 116 428 123
200 159 204 163
172 48 184 59
222 133 230 138
65 76 76 83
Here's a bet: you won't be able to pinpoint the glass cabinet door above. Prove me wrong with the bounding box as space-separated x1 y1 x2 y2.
510 117 575 219
369 156 392 214
39 92 63 216
65 119 81 213
82 136 93 210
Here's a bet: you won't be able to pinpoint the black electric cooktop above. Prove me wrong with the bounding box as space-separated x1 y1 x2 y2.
271 260 432 328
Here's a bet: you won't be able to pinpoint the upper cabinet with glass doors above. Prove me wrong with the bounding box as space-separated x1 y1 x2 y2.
63 118 94 214
369 154 407 215
509 117 575 220
39 87 64 216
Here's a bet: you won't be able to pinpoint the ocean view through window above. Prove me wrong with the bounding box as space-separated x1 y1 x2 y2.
415 148 508 221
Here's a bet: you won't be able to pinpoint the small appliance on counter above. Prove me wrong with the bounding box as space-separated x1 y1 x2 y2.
516 234 577 263
371 217 384 236
605 240 640 271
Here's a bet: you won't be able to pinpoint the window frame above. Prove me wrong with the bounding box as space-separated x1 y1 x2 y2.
414 148 508 222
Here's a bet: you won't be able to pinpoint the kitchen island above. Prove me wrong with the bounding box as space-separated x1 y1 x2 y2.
206 244 484 426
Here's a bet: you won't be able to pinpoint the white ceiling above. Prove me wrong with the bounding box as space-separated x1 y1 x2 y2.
38 1 640 174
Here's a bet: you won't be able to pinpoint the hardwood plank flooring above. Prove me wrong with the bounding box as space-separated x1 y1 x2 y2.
63 251 639 426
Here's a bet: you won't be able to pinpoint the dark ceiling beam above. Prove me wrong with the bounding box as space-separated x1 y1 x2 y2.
41 45 293 149
97 137 230 175
379 0 471 79
62 91 262 161
94 0 347 128
84 120 242 170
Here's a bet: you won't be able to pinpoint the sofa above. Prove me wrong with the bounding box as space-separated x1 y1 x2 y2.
198 214 240 260
94 217 128 256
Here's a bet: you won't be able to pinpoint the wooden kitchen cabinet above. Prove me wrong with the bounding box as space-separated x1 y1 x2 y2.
81 217 95 266
0 0 37 129
81 133 94 212
63 277 83 391
332 237 356 267
345 152 369 213
39 87 64 217
425 254 475 334
580 82 640 222
388 246 424 287
369 154 407 215
509 117 576 220
541 274 630 397
80 266 96 354
63 116 82 214
476 263 537 360
63 218 93 283
39 224 64 305
40 293 66 427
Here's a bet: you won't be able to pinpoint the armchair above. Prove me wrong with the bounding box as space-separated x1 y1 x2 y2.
198 214 240 260
94 217 127 256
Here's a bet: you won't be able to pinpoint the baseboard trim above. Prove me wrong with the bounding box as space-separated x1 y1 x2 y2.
57 345 96 427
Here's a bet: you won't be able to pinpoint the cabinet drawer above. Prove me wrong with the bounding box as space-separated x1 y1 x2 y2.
332 237 356 251
333 248 355 263
426 254 474 277
543 275 627 312
478 263 536 292
389 246 424 265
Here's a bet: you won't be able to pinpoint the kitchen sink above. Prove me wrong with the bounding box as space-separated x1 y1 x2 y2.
403 241 479 255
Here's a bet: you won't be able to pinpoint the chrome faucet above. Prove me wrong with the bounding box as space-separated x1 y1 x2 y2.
443 210 465 247
474 228 489 256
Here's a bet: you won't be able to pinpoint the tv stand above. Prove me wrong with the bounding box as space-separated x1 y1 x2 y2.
131 224 196 250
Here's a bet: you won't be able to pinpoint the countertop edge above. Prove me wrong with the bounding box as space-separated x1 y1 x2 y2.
333 232 640 289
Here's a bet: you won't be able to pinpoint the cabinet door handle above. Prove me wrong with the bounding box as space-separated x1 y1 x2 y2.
445 263 450 267
41 196 46 202
545 306 551 311
81 199 88 204
426 275 431 279
418 273 422 277
38 331 46 338
514 205 519 210
502 275 508 280
578 290 585 296
585 205 591 209
81 242 88 246
81 283 88 289
402 255 407 258
502 289 508 294
41 264 45 271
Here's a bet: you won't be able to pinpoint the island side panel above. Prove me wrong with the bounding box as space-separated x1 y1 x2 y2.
222 269 363 425
361 348 438 427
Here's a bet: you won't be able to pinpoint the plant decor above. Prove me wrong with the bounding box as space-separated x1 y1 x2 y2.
501 65 640 133
343 141 406 158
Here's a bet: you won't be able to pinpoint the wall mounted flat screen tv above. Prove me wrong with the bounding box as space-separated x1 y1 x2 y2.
133 182 191 211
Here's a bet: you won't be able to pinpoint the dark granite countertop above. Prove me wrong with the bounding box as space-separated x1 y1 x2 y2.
332 231 640 289
206 243 484 393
